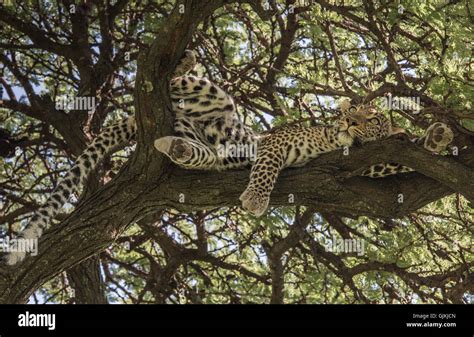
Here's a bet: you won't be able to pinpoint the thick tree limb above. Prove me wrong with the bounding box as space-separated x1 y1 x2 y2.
1 0 472 304
1 136 472 303
0 0 229 304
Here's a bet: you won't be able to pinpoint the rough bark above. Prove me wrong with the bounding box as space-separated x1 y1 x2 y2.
66 255 107 304
0 0 225 304
266 208 316 304
0 0 473 304
1 137 472 303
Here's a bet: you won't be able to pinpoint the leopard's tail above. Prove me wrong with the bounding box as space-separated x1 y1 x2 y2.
3 116 136 265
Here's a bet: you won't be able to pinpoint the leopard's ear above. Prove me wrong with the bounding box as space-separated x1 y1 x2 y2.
389 126 406 136
339 99 354 115
365 105 378 114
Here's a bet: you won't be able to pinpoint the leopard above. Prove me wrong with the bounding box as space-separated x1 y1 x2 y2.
360 122 454 177
4 50 259 265
239 102 454 217
3 50 454 264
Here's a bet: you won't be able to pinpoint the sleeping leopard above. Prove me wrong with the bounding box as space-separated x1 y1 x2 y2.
3 50 454 264
239 105 454 216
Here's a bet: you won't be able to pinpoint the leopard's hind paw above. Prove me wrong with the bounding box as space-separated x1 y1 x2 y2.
154 136 193 163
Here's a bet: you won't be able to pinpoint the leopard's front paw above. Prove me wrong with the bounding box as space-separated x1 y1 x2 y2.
239 187 270 217
154 136 193 163
424 122 454 153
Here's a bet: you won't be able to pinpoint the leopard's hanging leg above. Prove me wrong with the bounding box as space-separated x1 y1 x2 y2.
239 138 286 217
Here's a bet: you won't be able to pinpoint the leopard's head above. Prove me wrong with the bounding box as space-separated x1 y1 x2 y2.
337 100 404 143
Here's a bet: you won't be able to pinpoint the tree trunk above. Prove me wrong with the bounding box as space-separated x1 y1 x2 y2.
1 0 473 304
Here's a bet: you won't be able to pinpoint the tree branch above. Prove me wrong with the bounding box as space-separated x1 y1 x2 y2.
1 136 472 302
0 7 75 59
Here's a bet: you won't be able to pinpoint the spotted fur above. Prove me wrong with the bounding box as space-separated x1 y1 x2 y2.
5 50 454 263
239 105 454 217
361 122 454 178
4 50 258 265
239 104 406 216
3 116 137 265
156 72 259 171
